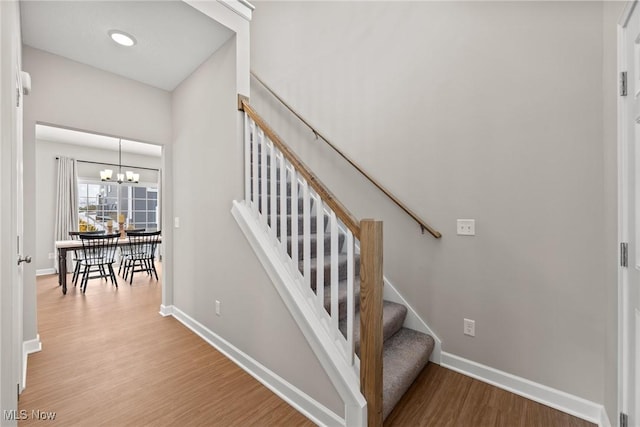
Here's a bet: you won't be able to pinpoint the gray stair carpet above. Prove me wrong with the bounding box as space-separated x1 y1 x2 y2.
254 144 435 420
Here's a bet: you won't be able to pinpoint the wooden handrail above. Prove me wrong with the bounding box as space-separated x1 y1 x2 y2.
240 100 361 238
250 71 442 239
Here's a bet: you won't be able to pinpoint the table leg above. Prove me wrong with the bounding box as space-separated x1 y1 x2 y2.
58 248 68 294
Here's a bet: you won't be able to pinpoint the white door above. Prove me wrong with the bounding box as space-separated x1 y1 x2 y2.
621 2 640 426
14 66 26 392
0 0 26 417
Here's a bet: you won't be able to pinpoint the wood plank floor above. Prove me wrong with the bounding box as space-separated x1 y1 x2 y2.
385 364 595 427
20 266 312 426
21 267 595 427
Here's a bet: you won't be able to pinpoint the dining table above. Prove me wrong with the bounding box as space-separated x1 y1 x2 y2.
55 236 162 294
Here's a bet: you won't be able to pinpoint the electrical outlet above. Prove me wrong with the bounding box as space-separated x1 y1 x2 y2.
215 300 221 316
464 318 475 336
457 219 475 236
48 252 55 260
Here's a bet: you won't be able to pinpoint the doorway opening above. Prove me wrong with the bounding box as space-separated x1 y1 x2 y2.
34 124 165 291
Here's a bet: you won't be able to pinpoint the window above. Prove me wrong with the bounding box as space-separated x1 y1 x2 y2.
78 180 159 232
78 181 119 231
129 186 158 230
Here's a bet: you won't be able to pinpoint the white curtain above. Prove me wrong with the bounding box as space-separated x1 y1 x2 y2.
54 156 78 271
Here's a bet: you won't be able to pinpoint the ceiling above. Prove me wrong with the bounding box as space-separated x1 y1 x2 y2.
36 125 162 158
21 1 234 91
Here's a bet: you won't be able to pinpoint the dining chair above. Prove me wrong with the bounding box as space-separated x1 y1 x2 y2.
118 228 146 277
78 233 120 293
121 230 161 284
69 230 105 287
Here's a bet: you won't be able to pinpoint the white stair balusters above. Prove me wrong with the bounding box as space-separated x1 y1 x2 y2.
269 142 277 241
330 211 340 339
250 118 258 217
345 229 355 364
290 169 299 270
244 112 251 202
244 113 360 367
315 197 325 316
302 181 311 290
259 128 268 229
279 156 288 254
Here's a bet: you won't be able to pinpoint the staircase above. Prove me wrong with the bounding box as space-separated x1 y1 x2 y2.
234 100 436 425
284 206 435 420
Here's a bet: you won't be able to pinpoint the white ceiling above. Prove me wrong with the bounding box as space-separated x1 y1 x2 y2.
36 124 162 158
21 1 234 91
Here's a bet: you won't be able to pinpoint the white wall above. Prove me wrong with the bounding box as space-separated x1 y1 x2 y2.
250 0 616 409
22 45 172 345
34 139 161 272
171 36 344 417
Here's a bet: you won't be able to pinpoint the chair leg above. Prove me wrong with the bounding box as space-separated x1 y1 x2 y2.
81 265 89 293
99 265 107 281
124 259 131 282
150 259 158 280
118 258 127 276
129 260 138 285
108 264 118 288
72 261 81 285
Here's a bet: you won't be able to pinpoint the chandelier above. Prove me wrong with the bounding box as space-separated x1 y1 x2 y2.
99 139 139 184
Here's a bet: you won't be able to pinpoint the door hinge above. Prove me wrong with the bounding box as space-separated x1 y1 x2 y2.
620 412 628 427
621 71 628 96
621 242 628 267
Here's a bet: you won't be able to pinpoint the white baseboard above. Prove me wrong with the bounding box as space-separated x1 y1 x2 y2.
441 352 610 427
166 304 344 427
22 335 42 390
599 407 612 427
36 268 56 276
158 304 173 317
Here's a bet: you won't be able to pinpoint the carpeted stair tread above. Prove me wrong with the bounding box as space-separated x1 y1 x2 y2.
258 180 293 196
305 254 361 289
288 233 345 260
319 278 361 320
382 328 435 420
261 196 308 215
339 301 407 354
276 214 321 236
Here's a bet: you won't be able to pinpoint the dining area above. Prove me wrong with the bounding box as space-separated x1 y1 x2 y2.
55 228 162 295
41 127 164 295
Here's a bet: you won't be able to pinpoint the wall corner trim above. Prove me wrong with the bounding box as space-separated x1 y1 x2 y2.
164 304 344 427
440 352 609 427
159 304 174 317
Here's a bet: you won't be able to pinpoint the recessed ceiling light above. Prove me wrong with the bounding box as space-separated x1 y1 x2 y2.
108 30 136 47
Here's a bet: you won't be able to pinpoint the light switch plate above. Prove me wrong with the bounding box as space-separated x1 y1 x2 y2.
174 217 180 228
